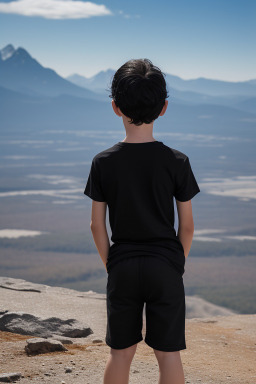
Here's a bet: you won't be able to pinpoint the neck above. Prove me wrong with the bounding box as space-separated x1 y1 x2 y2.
122 116 156 143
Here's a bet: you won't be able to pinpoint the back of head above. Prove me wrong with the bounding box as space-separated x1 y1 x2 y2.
109 58 169 126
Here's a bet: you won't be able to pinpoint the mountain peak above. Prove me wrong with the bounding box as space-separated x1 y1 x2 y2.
0 45 32 62
0 44 15 61
15 47 32 59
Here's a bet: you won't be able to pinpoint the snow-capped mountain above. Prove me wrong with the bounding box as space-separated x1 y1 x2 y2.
0 44 104 100
0 44 15 61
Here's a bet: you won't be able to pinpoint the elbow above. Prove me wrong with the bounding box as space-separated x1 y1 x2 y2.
90 221 105 232
179 223 194 233
179 215 195 233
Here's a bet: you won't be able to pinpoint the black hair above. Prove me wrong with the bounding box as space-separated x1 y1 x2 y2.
109 58 169 126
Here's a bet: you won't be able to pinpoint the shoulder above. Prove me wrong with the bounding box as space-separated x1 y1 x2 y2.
92 144 119 166
161 143 188 163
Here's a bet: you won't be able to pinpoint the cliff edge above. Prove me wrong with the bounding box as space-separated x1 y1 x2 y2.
0 277 255 383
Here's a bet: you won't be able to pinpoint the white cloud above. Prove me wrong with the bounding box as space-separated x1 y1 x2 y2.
0 188 82 200
200 175 256 201
0 0 112 19
118 9 140 19
0 229 46 238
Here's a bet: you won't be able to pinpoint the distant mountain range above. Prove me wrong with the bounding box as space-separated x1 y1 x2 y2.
67 70 256 110
67 70 115 95
67 69 256 98
0 43 255 131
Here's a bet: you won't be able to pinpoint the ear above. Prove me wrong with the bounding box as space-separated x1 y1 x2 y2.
112 100 122 117
159 100 168 116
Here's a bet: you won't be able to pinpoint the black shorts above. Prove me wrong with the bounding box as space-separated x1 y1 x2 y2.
105 255 186 352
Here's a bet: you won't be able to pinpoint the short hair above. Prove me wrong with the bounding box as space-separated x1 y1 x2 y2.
109 58 169 126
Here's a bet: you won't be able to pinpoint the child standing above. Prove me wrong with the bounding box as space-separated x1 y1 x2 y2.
84 58 200 384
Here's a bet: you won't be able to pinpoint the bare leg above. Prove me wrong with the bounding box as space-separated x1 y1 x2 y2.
103 343 137 384
154 349 185 384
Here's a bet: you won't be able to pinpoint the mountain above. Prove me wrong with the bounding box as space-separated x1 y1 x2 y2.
247 79 256 85
67 69 256 110
0 44 105 100
67 69 256 98
0 43 15 60
165 74 256 97
2 42 255 103
231 96 256 115
67 69 115 94
0 85 117 131
1 83 255 137
67 71 224 102
1 43 255 132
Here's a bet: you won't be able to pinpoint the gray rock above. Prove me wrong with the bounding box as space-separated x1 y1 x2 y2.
0 310 9 316
0 277 42 292
0 312 93 338
25 338 68 355
46 335 73 344
0 372 22 382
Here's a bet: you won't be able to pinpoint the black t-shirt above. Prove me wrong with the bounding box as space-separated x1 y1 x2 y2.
84 140 200 275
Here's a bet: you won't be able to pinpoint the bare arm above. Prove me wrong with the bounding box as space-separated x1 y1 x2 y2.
176 199 195 259
90 200 110 271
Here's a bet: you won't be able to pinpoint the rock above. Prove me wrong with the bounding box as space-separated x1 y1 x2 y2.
0 372 22 382
0 310 8 316
92 338 103 343
25 338 68 355
65 367 72 373
46 335 73 344
186 296 236 318
0 277 51 293
0 312 93 338
0 277 42 292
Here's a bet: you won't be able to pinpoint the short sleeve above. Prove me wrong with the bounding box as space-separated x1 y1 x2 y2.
84 158 106 202
174 156 200 202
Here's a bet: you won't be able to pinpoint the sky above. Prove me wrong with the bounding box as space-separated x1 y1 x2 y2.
0 0 255 81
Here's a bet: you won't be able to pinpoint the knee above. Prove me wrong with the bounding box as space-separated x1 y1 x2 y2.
110 344 137 362
154 349 180 364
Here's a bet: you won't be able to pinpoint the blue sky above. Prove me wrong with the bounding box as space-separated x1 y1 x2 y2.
0 0 255 81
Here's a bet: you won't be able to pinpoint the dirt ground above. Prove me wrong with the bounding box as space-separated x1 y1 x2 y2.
1 314 255 384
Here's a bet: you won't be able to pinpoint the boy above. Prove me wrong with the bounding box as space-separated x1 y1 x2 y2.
84 58 200 384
